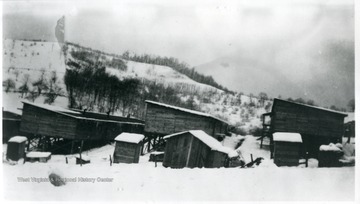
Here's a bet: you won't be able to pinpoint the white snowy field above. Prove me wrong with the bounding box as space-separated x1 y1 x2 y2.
2 136 355 201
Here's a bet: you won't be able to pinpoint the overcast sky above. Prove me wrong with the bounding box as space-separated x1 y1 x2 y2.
3 0 354 65
2 0 355 107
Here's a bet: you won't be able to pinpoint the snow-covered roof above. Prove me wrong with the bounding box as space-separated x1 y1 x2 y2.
26 152 51 158
22 101 79 115
319 143 342 152
164 130 237 157
273 132 302 143
114 132 145 144
274 98 348 116
344 112 354 123
8 136 28 143
145 100 229 124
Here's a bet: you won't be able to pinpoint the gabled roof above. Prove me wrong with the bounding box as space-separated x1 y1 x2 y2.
21 101 144 125
22 101 80 115
164 130 237 157
114 132 145 144
273 98 348 116
145 100 229 124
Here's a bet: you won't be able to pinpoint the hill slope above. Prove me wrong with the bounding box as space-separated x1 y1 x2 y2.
2 39 271 132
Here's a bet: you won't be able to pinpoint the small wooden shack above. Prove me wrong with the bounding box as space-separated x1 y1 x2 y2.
20 101 144 141
6 136 28 161
318 144 343 167
162 130 236 168
113 132 145 163
144 100 229 138
262 98 347 157
273 132 302 167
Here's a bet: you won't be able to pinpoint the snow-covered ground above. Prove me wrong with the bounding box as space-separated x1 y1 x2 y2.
2 135 355 201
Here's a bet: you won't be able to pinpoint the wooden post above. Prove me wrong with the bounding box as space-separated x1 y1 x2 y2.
305 152 309 168
26 139 30 151
65 157 68 164
250 154 253 163
79 140 84 167
141 142 144 156
147 138 151 153
70 140 75 154
109 154 112 166
155 155 157 168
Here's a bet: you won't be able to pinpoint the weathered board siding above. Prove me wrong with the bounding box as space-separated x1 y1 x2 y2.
271 99 346 138
269 99 347 156
205 151 228 168
163 133 193 168
145 102 228 137
20 103 145 141
3 119 23 143
6 142 27 161
163 132 228 168
273 142 301 166
20 103 78 139
344 121 355 138
75 119 144 140
113 142 142 163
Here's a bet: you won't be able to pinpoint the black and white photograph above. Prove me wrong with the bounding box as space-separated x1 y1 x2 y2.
1 0 357 202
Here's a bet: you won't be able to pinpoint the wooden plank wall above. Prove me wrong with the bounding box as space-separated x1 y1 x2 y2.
76 120 144 140
3 119 22 142
20 104 145 141
187 137 210 168
205 151 228 168
163 133 192 168
145 103 224 137
274 142 301 166
113 142 141 163
272 100 345 138
20 104 78 139
163 133 228 168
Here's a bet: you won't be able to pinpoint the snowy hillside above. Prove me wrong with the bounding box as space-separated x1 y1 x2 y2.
3 39 272 130
3 39 67 91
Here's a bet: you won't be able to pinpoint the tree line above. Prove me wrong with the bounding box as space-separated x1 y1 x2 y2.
3 69 63 104
64 58 201 118
121 51 234 93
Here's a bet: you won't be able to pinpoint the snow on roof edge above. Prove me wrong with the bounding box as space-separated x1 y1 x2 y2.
145 100 229 124
8 136 28 143
164 130 236 156
273 132 302 143
114 132 145 144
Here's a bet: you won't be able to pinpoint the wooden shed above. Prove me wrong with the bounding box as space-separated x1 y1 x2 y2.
273 132 302 167
3 110 23 143
162 130 236 168
262 98 347 157
6 136 28 161
113 132 145 163
20 101 145 141
144 100 229 138
344 120 355 140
